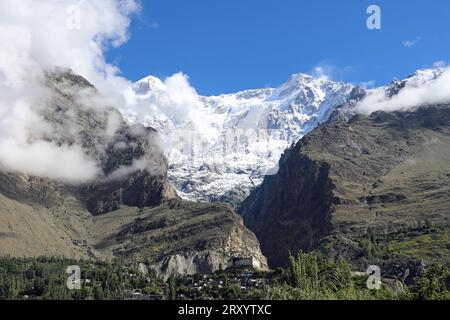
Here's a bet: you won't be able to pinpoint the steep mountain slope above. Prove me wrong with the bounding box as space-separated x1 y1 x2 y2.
0 70 267 277
92 199 267 276
122 74 355 206
239 105 450 268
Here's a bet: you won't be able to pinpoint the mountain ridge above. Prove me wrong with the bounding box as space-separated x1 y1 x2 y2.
123 67 448 207
0 69 268 278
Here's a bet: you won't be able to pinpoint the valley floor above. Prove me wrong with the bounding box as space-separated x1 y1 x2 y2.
1 253 448 301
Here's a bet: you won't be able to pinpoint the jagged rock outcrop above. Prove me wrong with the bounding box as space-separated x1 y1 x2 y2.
239 105 450 268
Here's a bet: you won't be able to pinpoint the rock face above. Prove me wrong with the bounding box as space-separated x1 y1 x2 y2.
81 124 178 215
42 69 178 214
0 69 267 277
239 105 450 268
102 200 268 278
238 154 334 267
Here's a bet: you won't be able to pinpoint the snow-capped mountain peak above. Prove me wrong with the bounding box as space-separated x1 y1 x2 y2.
346 66 450 116
120 72 356 206
405 67 447 87
131 75 165 96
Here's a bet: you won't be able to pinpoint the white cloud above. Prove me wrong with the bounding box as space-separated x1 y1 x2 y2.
356 67 450 114
147 21 160 28
359 80 376 89
403 36 421 48
311 62 353 81
312 65 331 80
124 72 221 145
0 0 140 183
433 60 448 68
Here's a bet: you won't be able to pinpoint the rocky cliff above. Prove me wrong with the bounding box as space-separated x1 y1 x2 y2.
239 105 450 268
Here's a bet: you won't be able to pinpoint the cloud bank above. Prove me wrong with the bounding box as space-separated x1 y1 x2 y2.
0 0 140 183
124 72 220 144
355 67 450 115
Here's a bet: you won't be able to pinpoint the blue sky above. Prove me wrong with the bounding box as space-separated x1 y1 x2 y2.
108 0 450 95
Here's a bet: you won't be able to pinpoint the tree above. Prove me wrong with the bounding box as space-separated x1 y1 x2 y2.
168 276 178 300
411 263 450 300
288 251 320 296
